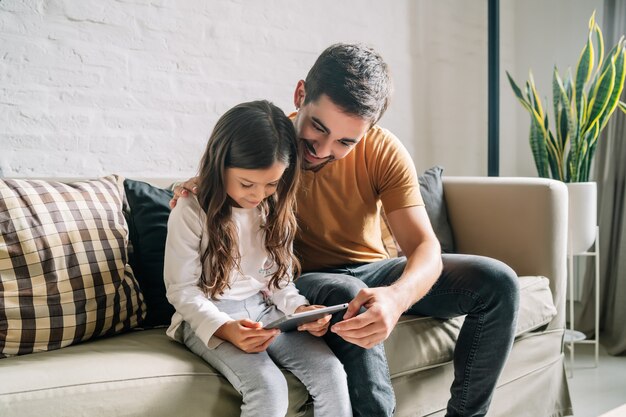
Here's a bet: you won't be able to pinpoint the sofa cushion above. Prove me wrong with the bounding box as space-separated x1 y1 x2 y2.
515 275 557 335
418 166 455 253
0 274 559 417
0 176 146 358
0 329 311 417
381 166 456 256
124 179 175 327
384 275 556 376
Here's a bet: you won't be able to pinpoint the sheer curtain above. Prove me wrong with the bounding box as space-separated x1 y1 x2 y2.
578 0 626 355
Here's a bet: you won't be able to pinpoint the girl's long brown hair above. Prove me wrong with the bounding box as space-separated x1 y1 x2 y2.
196 100 301 298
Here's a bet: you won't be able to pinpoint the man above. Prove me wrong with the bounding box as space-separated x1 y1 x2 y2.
172 43 519 417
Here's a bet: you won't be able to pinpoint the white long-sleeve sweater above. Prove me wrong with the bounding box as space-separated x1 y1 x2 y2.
164 196 308 349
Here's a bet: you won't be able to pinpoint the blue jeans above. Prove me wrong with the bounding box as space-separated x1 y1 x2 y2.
295 254 520 417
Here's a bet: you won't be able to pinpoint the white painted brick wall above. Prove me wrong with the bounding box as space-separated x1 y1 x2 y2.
0 0 603 179
0 0 417 178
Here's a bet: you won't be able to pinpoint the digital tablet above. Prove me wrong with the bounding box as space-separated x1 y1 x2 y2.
263 303 349 332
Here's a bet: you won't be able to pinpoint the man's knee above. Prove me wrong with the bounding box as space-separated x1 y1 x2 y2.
444 255 520 316
296 273 367 305
476 257 520 316
325 279 368 305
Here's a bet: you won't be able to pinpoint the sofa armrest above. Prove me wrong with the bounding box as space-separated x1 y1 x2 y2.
442 177 568 330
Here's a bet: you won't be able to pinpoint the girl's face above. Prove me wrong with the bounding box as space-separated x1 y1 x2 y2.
225 162 287 209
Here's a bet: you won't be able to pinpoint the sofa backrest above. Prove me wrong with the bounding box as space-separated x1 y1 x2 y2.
443 177 568 330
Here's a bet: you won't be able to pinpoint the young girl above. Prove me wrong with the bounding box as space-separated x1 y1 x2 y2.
164 100 352 417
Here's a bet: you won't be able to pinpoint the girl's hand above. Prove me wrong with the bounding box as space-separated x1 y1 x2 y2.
214 319 280 353
294 305 332 337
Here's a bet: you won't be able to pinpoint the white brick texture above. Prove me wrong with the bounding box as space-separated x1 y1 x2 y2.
0 0 416 178
1 0 601 178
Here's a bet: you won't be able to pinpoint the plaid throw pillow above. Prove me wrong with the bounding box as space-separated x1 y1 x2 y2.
0 176 146 358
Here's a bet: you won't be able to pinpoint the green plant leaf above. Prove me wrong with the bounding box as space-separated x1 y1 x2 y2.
589 42 620 97
507 70 554 178
528 72 546 118
529 114 551 178
554 69 577 162
588 11 596 32
578 120 599 182
584 55 615 135
565 69 574 102
582 140 598 182
587 17 606 91
575 26 594 127
547 129 563 180
594 19 604 77
598 41 626 129
506 71 527 103
569 91 587 180
553 67 565 148
525 80 533 104
507 11 625 182
563 69 578 137
506 72 543 118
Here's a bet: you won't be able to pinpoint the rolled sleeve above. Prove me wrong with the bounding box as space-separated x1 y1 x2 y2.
372 130 424 213
270 281 309 316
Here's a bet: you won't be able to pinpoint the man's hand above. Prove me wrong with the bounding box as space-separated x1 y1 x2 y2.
294 304 332 337
328 205 441 349
330 286 405 349
214 319 280 353
169 177 200 209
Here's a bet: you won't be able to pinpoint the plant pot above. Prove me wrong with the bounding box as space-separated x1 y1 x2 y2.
566 182 597 254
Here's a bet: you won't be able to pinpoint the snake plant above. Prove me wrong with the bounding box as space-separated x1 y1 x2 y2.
507 12 626 182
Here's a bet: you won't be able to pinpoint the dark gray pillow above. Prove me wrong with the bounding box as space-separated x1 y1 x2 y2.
124 179 175 328
419 166 456 253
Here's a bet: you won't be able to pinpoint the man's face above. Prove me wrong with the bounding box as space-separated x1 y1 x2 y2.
293 93 371 170
224 162 286 209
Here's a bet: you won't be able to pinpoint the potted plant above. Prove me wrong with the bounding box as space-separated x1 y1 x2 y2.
507 12 626 254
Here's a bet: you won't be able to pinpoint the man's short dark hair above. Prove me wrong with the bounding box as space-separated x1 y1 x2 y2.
304 43 392 124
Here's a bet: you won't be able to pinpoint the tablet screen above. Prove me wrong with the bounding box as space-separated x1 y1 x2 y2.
263 303 348 332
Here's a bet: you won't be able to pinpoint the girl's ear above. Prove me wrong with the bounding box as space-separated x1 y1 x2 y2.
293 80 306 110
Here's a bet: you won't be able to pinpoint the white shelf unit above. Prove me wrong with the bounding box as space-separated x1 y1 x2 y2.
565 225 600 376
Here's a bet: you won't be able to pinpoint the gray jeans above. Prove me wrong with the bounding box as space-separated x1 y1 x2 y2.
182 294 352 417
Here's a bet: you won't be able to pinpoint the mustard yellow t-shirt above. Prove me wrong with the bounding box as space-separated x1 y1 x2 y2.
295 124 424 272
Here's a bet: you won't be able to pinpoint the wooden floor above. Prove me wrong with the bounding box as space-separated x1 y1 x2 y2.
567 343 626 417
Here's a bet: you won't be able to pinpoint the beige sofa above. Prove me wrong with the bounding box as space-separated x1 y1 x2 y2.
0 177 572 417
